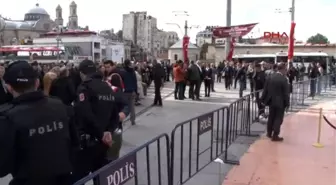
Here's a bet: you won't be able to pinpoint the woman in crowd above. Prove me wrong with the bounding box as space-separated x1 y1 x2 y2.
49 67 76 106
43 66 60 96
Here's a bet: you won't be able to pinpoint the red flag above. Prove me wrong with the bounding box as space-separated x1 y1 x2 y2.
226 38 235 61
287 22 296 61
182 36 190 63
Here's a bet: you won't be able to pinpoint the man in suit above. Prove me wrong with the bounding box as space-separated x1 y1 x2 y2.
187 61 202 100
152 60 165 106
261 62 289 142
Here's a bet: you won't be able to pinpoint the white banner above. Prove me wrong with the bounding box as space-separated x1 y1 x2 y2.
111 45 125 63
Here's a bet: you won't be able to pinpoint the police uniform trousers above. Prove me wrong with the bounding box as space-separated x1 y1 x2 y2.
71 142 108 184
106 128 123 162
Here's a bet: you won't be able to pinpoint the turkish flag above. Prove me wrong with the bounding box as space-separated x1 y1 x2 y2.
287 22 296 61
226 38 235 61
182 36 190 63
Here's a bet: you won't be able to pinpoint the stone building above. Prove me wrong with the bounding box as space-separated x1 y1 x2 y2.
122 11 178 58
168 40 199 62
0 2 79 46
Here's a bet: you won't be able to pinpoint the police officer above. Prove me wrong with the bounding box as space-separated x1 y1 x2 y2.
72 60 128 183
235 61 247 98
0 61 75 185
253 63 266 118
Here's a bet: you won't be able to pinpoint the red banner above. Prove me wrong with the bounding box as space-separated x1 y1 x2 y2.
182 36 190 62
287 22 296 61
212 23 258 38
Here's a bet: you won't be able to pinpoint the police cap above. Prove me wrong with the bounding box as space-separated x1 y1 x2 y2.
78 59 96 74
4 60 38 86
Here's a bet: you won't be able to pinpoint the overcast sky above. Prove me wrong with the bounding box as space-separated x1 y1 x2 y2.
1 0 335 42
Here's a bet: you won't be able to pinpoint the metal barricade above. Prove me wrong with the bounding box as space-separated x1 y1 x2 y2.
73 133 170 185
224 94 260 164
170 107 229 185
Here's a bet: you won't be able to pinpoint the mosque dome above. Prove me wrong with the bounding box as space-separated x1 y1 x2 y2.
24 4 50 21
27 4 49 15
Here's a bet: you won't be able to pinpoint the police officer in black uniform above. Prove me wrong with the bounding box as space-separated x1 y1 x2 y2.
72 60 129 183
0 61 75 185
235 61 247 98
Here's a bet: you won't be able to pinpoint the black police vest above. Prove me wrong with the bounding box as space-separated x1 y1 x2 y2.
80 79 117 132
4 98 72 178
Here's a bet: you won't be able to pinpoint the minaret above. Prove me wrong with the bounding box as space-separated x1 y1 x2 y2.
55 5 63 26
68 1 78 29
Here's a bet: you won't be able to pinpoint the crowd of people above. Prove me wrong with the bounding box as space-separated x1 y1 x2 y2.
0 57 334 185
0 58 168 185
171 59 335 141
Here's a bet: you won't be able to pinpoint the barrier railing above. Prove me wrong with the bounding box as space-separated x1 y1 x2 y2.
169 107 228 185
73 133 170 185
73 74 335 185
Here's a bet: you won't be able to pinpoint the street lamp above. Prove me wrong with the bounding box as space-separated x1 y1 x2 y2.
166 23 183 36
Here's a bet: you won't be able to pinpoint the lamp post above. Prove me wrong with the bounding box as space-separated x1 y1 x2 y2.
167 11 199 62
224 0 232 61
290 0 295 22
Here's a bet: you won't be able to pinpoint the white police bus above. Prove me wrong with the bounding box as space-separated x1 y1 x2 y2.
232 54 276 64
275 52 329 72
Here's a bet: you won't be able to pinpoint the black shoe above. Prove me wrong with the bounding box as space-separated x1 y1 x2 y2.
271 136 284 142
266 133 272 138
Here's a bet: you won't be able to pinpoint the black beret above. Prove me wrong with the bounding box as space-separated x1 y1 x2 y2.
78 60 96 74
4 61 38 86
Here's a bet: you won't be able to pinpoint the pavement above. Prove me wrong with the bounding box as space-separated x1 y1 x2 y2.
222 93 336 185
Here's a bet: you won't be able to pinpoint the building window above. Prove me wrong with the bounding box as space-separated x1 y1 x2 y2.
174 54 178 60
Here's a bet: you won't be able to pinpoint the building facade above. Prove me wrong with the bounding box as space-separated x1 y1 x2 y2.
168 40 200 62
196 30 213 47
33 31 104 62
0 2 80 46
122 12 156 53
122 11 178 58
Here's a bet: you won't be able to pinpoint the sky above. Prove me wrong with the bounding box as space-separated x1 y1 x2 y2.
1 0 335 43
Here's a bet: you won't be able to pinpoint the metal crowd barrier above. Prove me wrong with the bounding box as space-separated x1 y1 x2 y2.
170 107 228 185
73 74 335 185
73 133 170 185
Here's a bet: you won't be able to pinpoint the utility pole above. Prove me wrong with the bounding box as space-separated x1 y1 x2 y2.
184 20 188 37
291 0 295 22
224 0 232 61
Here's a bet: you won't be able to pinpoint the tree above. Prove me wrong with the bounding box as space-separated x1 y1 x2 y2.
116 30 123 40
200 43 209 60
306 33 329 44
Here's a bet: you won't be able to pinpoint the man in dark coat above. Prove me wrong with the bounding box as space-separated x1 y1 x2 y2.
261 62 289 142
